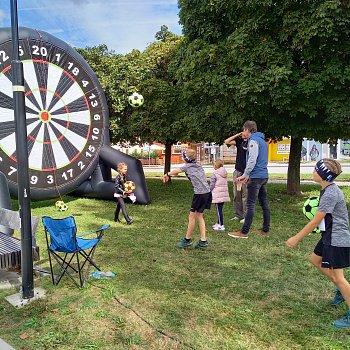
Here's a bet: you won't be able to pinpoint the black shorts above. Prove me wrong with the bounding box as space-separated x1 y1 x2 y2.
190 193 212 213
314 239 350 269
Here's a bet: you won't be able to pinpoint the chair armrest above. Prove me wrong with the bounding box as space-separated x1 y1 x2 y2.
97 224 110 231
78 224 110 238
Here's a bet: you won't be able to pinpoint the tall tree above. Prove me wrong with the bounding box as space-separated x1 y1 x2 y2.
126 27 185 175
77 46 153 144
77 28 185 176
176 0 350 193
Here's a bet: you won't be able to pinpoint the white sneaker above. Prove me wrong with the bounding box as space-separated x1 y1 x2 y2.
212 223 220 229
230 216 240 221
240 218 245 224
213 225 225 231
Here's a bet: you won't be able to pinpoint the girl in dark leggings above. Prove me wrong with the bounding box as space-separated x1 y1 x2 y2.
114 162 134 224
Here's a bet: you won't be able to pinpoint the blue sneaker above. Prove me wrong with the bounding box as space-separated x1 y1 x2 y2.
194 240 209 249
177 237 193 249
334 311 350 329
331 289 345 306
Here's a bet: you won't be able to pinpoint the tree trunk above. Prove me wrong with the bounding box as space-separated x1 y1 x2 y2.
163 141 173 186
287 137 302 194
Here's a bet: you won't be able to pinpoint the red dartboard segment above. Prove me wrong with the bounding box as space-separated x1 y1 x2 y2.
0 27 108 200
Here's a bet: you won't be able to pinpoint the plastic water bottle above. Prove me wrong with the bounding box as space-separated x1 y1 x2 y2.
92 271 116 279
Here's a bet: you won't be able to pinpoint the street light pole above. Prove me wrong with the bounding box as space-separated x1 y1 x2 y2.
10 0 34 299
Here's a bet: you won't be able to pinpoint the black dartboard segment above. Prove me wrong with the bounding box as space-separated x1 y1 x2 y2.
0 28 108 199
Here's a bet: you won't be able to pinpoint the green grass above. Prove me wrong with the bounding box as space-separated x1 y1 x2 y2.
1 180 350 349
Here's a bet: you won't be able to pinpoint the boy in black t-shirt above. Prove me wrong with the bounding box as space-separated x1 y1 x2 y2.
225 132 248 223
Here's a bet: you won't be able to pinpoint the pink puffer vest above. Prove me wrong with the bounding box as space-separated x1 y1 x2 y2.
211 167 231 204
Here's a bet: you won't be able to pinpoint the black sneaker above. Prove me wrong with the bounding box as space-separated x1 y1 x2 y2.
194 240 209 249
126 218 134 225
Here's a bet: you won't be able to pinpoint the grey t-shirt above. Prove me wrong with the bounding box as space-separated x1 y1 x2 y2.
180 162 210 194
318 183 350 247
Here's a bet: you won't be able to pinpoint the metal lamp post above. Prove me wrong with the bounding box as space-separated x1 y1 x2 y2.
10 0 34 299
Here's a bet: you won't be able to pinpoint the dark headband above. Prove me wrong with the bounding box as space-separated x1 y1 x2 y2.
182 150 195 163
315 160 338 182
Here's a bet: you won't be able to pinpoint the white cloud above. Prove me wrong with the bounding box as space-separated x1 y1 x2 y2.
0 9 6 27
14 0 182 53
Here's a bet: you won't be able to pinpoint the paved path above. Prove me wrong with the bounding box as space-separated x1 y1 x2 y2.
0 269 21 290
0 339 15 350
143 162 350 186
142 162 350 175
148 176 350 186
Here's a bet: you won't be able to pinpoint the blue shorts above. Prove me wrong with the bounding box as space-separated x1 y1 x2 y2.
190 193 212 213
314 239 350 269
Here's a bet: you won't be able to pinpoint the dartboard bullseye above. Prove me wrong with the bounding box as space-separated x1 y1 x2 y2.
0 27 108 199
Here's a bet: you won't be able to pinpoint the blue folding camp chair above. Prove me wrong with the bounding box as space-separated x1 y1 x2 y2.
42 216 110 288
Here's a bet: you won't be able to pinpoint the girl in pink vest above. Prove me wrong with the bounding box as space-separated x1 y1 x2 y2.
210 159 231 231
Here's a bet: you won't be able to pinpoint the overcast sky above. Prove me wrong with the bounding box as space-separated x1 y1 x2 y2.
0 0 182 53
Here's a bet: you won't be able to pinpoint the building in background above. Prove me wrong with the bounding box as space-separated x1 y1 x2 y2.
267 139 347 162
113 139 350 166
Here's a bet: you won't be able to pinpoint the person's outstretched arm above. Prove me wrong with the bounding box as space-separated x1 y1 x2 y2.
286 211 326 248
163 168 183 183
224 132 242 146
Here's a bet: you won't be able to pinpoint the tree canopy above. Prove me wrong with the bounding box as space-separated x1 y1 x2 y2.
77 45 153 144
77 27 184 145
78 4 350 191
176 0 350 142
78 27 184 173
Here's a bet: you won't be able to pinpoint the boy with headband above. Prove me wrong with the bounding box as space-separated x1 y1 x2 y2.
286 158 350 328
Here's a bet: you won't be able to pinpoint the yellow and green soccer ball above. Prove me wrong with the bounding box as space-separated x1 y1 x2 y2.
58 203 68 212
128 92 144 108
55 200 64 208
55 200 68 212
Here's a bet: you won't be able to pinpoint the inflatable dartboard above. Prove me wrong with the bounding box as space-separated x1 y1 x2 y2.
0 27 150 204
0 27 108 200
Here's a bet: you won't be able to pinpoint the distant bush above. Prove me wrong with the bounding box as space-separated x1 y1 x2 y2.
130 150 158 159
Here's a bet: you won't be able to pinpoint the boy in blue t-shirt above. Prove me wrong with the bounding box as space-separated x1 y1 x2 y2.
163 149 212 249
286 158 350 328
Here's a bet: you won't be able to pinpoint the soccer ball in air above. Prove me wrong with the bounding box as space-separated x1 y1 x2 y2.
124 181 136 193
303 196 319 220
57 202 68 212
128 92 144 108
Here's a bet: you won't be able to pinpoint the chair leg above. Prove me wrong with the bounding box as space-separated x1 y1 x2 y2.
79 247 100 287
51 252 82 288
48 240 105 288
56 254 78 286
47 250 55 286
79 248 100 271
